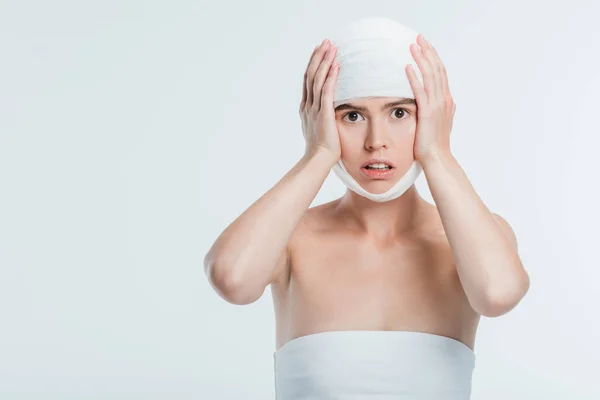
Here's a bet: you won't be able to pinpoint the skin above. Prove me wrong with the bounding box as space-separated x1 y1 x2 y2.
204 36 530 353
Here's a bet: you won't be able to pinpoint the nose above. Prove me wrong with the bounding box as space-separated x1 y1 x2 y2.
364 119 389 151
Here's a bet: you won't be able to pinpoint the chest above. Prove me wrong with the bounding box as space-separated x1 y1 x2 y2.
287 232 470 321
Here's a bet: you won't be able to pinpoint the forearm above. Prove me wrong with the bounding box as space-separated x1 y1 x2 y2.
420 150 528 316
204 148 336 295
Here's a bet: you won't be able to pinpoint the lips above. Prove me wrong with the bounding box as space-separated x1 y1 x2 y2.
360 162 396 179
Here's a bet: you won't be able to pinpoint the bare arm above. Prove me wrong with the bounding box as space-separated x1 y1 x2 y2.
421 150 530 318
204 39 341 305
204 150 336 304
405 35 529 318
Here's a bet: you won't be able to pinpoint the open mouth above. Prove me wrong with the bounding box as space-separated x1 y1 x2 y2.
361 164 396 179
364 165 393 170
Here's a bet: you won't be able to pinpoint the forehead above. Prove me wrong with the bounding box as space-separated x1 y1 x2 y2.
351 96 410 105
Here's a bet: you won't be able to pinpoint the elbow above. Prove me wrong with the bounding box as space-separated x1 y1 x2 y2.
480 272 531 318
203 256 264 305
478 297 515 318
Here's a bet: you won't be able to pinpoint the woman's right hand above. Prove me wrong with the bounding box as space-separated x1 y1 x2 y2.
299 39 341 164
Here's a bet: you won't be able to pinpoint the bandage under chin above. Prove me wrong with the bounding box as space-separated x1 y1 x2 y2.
329 17 425 202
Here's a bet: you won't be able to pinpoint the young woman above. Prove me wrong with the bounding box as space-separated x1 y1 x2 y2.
204 17 529 399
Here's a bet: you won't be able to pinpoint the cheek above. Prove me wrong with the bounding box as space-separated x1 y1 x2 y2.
336 124 363 158
392 120 417 146
402 118 417 136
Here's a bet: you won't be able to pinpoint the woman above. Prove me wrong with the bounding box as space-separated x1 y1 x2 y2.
204 17 529 399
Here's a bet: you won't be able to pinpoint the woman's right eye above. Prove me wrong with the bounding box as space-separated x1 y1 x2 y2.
342 111 364 123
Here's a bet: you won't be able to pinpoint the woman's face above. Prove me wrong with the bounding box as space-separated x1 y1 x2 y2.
334 96 418 194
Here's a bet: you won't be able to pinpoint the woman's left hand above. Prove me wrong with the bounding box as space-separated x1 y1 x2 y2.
406 34 456 163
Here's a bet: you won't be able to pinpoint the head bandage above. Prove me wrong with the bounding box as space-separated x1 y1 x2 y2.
329 17 425 202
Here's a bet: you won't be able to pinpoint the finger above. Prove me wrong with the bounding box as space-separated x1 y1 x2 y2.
429 45 451 97
410 42 435 99
405 64 426 110
306 40 330 107
300 45 320 111
321 61 339 113
418 35 445 99
313 45 337 111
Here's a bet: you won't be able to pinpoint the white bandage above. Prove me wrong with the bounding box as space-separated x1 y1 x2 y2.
329 17 425 202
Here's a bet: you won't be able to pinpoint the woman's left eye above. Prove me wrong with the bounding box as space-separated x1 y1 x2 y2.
391 108 408 119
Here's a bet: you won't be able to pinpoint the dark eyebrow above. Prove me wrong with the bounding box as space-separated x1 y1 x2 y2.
334 98 416 112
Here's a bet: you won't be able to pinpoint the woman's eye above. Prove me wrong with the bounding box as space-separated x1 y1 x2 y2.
392 108 407 119
342 111 364 123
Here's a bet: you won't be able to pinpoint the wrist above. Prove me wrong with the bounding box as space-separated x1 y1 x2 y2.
304 146 339 169
417 147 453 168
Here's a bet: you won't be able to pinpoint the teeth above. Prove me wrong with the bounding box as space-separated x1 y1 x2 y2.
366 163 391 169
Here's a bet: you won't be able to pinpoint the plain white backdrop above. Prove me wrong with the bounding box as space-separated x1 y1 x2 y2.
1 0 599 398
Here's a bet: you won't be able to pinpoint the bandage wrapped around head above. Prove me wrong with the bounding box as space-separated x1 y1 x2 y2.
330 17 425 202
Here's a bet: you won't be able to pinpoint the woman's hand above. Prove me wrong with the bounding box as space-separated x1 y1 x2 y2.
299 39 341 164
406 34 456 163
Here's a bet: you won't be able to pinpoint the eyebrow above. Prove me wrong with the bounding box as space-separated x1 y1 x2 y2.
334 98 416 112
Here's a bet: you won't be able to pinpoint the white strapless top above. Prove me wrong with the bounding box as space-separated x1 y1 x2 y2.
273 330 476 400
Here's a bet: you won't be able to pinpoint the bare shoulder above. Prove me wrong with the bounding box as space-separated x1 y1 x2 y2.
297 200 341 233
422 203 517 250
269 200 340 287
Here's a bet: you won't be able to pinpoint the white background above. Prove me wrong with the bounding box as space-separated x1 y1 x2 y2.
1 0 599 399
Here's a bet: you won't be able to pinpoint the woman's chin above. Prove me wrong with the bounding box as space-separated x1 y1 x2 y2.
357 179 396 194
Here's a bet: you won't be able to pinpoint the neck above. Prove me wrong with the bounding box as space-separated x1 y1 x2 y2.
335 184 432 240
